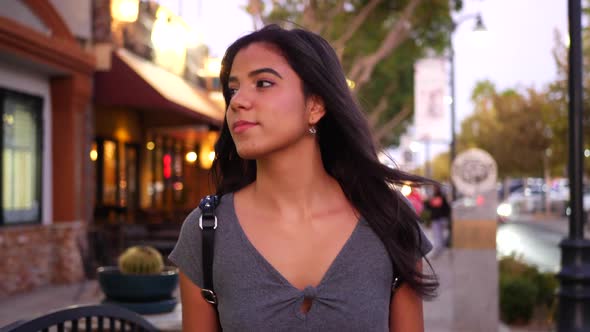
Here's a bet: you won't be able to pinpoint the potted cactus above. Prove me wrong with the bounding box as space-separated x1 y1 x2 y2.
97 246 179 314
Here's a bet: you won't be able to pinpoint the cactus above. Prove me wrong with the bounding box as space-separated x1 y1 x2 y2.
118 246 164 275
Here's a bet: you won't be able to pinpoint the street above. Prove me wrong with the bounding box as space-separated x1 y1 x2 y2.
496 216 573 273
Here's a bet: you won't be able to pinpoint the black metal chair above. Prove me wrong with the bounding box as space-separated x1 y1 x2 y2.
1 304 160 332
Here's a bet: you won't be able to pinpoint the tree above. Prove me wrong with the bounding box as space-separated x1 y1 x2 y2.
457 81 557 179
412 151 450 182
546 27 590 176
246 0 461 146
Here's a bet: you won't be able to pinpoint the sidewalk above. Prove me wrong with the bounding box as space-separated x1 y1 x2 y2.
424 249 509 332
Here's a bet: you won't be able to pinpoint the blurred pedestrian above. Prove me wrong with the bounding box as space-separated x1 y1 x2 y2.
425 185 451 257
406 186 424 216
169 24 438 331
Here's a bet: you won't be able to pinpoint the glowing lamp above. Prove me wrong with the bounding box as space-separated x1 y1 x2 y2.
111 0 139 23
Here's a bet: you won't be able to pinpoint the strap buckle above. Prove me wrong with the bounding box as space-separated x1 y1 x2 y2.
199 214 218 230
201 288 218 304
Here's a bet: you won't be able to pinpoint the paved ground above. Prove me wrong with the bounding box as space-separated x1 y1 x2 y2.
0 281 182 331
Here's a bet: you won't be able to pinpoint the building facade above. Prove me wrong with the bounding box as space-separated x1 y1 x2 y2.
0 0 224 296
0 0 95 296
90 0 224 263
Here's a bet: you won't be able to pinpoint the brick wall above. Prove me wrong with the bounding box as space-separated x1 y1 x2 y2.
0 222 85 297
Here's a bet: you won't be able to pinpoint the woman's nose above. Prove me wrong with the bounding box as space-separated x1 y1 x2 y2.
229 89 253 111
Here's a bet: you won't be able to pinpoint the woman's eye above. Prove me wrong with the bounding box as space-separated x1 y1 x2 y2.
228 88 238 97
256 80 274 88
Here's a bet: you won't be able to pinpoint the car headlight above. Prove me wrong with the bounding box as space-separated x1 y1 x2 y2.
497 203 512 217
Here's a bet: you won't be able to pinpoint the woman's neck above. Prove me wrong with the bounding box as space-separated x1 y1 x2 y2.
249 140 341 219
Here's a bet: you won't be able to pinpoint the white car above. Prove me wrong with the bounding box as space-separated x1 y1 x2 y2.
496 184 590 222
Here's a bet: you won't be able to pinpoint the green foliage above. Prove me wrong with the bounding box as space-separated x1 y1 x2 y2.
498 255 558 325
499 253 538 278
547 26 590 176
500 275 538 324
411 151 449 181
457 81 558 178
534 271 559 308
118 246 164 275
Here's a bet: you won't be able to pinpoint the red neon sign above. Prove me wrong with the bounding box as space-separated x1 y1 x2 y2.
163 154 172 179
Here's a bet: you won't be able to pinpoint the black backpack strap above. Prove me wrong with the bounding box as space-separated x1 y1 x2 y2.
198 195 219 305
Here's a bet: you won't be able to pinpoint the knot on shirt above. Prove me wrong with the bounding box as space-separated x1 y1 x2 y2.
302 286 317 299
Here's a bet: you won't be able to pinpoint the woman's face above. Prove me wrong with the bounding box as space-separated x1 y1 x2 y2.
225 42 323 160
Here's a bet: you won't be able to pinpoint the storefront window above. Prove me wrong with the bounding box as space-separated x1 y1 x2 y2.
153 137 163 208
94 140 139 212
124 144 138 210
1 89 42 225
173 143 183 203
102 140 118 205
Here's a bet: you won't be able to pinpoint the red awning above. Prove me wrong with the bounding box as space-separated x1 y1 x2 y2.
94 48 224 126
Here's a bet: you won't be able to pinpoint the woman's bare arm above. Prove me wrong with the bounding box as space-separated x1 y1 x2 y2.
389 260 425 332
179 271 220 332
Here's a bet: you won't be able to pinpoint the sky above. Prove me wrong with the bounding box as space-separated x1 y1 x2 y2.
156 0 569 153
454 0 568 125
156 0 253 57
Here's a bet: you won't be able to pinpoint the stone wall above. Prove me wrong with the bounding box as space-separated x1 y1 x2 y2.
0 222 85 297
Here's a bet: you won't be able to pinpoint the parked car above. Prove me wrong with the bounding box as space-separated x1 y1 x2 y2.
497 182 590 222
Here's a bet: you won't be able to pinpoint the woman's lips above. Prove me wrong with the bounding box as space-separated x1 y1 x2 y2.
232 121 258 133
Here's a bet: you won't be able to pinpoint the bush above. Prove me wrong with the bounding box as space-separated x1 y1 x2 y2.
499 255 537 278
534 272 558 308
498 255 558 325
500 276 538 324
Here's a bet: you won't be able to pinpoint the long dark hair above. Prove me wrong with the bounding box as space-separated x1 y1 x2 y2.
212 24 438 299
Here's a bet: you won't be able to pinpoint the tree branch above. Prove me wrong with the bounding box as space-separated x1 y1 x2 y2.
373 104 412 142
319 0 346 36
347 0 422 92
367 83 396 128
246 0 266 29
333 0 382 52
368 96 389 128
302 0 323 33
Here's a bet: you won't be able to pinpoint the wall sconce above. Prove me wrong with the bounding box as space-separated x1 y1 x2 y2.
185 151 198 163
111 0 139 23
150 6 188 76
199 131 219 170
90 148 98 161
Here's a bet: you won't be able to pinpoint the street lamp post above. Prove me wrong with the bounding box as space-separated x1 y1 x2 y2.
449 43 457 200
449 13 486 202
557 1 590 330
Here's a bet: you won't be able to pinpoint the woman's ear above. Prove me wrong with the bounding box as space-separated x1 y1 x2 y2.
307 95 326 125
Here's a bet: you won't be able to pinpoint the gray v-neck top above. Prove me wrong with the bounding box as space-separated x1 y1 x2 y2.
169 193 432 331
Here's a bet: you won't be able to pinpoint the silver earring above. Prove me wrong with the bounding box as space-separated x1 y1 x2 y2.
309 126 317 134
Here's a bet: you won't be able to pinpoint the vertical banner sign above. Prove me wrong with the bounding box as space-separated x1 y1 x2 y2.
414 57 450 142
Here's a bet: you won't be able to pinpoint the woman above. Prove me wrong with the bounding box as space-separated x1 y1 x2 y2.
169 24 438 331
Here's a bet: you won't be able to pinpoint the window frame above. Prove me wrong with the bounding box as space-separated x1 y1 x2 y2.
0 87 44 226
